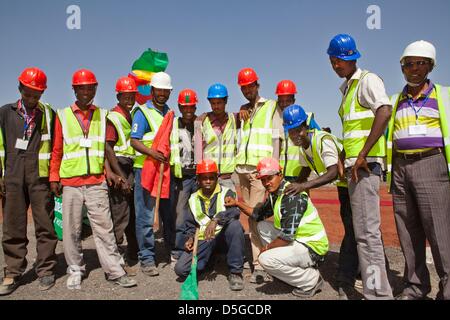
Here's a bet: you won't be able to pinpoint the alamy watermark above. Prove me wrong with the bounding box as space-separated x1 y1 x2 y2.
66 5 81 30
366 5 381 30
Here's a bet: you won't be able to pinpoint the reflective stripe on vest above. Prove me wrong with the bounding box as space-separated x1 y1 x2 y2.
0 102 53 178
272 182 329 256
203 113 237 174
339 71 386 159
106 111 135 159
386 85 450 191
236 100 276 166
132 104 164 168
188 187 229 240
169 117 182 178
58 107 107 178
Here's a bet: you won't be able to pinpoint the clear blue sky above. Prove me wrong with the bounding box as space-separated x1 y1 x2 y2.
1 0 449 136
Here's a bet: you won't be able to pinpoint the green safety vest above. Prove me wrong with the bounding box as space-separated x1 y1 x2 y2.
386 84 450 191
203 113 237 175
188 186 230 240
57 106 107 178
339 70 386 160
0 102 53 178
132 105 164 169
236 100 277 167
299 129 347 187
280 112 314 177
106 110 135 159
169 117 183 178
272 182 329 256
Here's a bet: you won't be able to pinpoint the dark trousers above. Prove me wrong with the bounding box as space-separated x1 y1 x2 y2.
171 175 198 259
2 156 57 279
336 186 359 285
393 152 450 300
174 220 245 277
109 157 139 261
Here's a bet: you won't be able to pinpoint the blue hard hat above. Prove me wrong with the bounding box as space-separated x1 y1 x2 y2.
207 83 228 99
327 34 361 61
283 104 308 131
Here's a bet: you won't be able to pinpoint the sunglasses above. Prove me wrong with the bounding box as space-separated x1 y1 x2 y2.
401 60 431 68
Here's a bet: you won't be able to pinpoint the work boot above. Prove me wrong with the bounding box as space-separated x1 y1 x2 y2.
228 273 244 291
38 275 55 291
110 275 137 288
292 275 324 298
141 263 159 277
0 277 20 296
123 259 139 277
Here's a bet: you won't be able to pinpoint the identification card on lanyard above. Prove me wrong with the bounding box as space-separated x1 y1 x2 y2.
75 109 94 148
408 87 432 136
15 138 29 150
16 101 31 150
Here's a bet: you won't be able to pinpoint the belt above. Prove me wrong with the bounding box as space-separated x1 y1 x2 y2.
396 147 443 161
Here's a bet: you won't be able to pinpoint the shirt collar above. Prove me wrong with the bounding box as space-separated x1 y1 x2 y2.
339 68 363 94
71 103 97 113
146 100 170 116
198 183 221 201
401 80 434 100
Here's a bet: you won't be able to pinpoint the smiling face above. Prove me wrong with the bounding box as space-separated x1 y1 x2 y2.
117 92 136 111
152 87 171 106
329 56 357 79
260 173 283 194
179 104 196 122
73 84 97 106
401 56 433 86
240 81 259 102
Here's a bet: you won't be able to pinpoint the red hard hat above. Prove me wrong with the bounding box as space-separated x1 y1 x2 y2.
238 68 258 86
116 76 138 93
276 80 297 95
256 158 282 179
196 159 218 175
18 67 47 91
178 89 198 106
72 69 98 86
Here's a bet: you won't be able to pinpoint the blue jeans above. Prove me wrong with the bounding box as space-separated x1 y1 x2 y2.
134 168 172 266
171 175 198 259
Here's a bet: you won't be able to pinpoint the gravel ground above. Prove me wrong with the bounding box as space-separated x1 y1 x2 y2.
0 223 440 300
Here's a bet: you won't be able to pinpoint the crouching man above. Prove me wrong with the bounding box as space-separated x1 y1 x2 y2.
174 159 245 291
225 157 329 298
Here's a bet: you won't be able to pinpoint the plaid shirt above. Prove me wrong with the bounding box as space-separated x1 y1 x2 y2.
17 100 40 140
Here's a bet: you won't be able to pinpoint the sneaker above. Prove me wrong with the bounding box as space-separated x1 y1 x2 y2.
110 275 137 288
249 270 271 284
0 277 20 296
141 263 159 277
66 273 82 290
228 273 244 291
292 275 324 298
38 275 55 291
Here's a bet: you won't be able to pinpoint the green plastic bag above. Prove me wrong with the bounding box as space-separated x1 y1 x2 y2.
132 48 169 73
179 256 198 300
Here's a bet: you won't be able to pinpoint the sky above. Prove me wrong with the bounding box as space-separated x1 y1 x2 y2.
1 0 449 136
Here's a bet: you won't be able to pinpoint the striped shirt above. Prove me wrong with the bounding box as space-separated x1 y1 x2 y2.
393 81 443 153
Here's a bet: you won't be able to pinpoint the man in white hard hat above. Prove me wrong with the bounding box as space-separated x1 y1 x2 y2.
386 41 450 300
130 72 173 277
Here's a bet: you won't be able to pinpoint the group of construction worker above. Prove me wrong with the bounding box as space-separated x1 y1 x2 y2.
0 34 449 300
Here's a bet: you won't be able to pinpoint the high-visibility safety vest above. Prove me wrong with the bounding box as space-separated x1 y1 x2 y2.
132 104 164 169
0 102 53 178
280 112 314 177
386 84 450 191
236 100 277 167
338 70 386 160
57 106 107 178
203 113 237 175
188 186 230 240
169 117 182 178
272 182 329 256
106 110 135 159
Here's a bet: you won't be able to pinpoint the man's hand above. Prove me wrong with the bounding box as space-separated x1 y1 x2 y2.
224 196 238 207
239 109 250 122
351 155 370 183
106 171 123 188
148 150 167 163
283 182 307 196
120 179 132 194
50 182 62 197
337 157 345 181
184 237 194 252
204 219 218 241
0 177 5 198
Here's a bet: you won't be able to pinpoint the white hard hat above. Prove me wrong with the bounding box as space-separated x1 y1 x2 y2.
400 40 436 65
150 72 173 89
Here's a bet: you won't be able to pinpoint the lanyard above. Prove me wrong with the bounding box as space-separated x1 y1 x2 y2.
20 100 35 139
74 108 94 137
407 85 433 124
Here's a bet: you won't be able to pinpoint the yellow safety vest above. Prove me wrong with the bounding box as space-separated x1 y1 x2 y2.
106 110 135 159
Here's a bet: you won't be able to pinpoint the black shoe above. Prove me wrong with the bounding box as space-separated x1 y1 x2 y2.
0 277 20 296
228 273 244 291
395 293 426 300
292 276 324 298
38 275 55 291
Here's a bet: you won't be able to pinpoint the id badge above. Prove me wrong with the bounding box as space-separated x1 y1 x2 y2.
408 125 427 136
15 138 29 150
79 138 92 148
